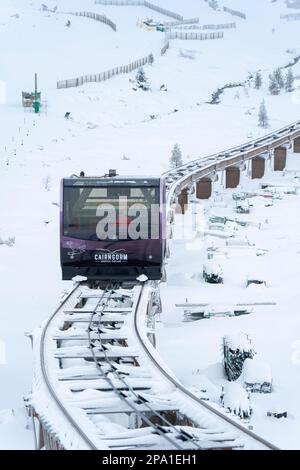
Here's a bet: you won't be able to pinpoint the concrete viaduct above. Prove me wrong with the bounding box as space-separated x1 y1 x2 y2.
169 127 300 215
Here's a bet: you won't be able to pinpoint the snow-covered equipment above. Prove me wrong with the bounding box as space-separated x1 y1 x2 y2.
209 214 250 228
242 358 272 393
246 273 267 288
209 214 226 224
223 333 255 382
232 191 247 201
207 247 216 260
183 307 204 321
236 201 250 214
178 302 252 321
260 182 298 195
267 410 287 419
220 382 252 419
245 189 281 200
203 260 223 284
156 24 165 32
142 18 165 31
203 305 234 319
234 306 253 316
22 91 41 109
209 220 239 233
226 237 252 247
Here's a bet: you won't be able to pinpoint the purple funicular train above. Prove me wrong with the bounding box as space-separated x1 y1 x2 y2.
61 173 166 281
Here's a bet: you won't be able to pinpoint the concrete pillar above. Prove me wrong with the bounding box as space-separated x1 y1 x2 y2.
212 171 219 182
196 178 212 199
225 166 240 189
175 188 188 214
38 423 45 450
274 146 287 171
294 137 300 153
251 156 265 179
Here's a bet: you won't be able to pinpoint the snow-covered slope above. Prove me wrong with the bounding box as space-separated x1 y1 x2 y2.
0 0 300 448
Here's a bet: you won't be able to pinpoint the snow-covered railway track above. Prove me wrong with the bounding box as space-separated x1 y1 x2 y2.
29 120 300 450
31 284 229 450
31 281 277 450
34 284 98 450
31 282 248 450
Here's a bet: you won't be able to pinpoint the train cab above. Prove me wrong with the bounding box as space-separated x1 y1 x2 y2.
60 174 166 281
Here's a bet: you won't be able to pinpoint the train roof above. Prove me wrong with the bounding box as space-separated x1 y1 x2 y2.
63 176 161 187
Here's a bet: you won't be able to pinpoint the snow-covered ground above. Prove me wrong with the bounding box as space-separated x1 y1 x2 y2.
0 0 300 449
158 152 300 450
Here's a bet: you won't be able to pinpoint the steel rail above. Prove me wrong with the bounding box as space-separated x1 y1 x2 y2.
40 283 98 450
87 284 202 450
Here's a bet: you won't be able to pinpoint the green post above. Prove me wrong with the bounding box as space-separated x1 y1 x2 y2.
33 101 40 113
34 73 40 113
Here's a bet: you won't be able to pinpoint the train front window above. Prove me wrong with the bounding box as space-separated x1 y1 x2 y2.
63 185 160 240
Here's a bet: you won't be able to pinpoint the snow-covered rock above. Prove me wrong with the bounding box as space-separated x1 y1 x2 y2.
242 358 272 393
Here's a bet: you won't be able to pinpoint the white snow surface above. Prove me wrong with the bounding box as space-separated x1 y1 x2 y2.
0 0 300 448
157 153 300 450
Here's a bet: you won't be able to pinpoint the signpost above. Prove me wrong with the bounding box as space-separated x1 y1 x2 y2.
23 74 41 111
33 73 40 114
